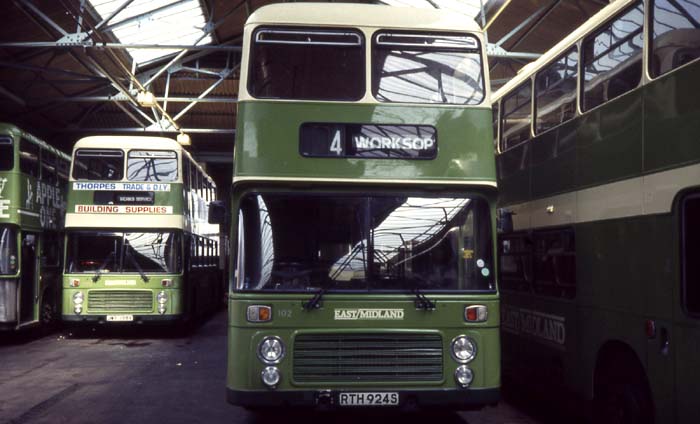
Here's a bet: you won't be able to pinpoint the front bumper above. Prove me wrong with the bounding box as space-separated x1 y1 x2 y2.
226 387 499 411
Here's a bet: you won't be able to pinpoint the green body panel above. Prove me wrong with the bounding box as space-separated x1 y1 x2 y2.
61 274 184 317
65 183 184 218
235 102 496 184
643 62 700 172
496 144 530 205
227 295 500 391
530 121 576 199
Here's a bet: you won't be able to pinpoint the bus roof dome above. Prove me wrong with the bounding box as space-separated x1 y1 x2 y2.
246 3 482 33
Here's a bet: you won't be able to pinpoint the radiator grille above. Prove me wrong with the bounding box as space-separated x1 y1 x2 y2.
87 290 153 312
293 333 443 383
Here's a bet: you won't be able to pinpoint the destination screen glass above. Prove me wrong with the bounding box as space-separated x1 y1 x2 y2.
235 193 494 292
66 231 182 274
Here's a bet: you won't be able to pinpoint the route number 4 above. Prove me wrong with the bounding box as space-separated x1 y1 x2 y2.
330 130 343 156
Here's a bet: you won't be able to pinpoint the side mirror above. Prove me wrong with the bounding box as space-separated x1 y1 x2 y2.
208 200 227 225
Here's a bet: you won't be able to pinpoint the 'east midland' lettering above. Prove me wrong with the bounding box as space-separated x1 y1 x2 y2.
300 123 437 159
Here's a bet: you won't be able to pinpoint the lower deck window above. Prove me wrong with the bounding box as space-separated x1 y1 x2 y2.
682 195 700 315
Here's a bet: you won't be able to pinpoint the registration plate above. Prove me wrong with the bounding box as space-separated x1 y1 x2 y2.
106 315 134 322
338 392 399 406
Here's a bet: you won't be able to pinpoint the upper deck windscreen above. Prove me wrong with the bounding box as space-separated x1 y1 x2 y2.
372 32 484 105
72 149 124 181
127 150 178 182
248 27 365 101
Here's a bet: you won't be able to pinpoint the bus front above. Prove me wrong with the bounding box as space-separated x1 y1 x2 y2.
62 137 185 324
226 4 499 410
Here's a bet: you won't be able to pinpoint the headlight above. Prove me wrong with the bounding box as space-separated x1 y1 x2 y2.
451 335 477 363
257 336 285 364
73 292 84 305
261 366 281 388
157 291 168 305
455 365 474 387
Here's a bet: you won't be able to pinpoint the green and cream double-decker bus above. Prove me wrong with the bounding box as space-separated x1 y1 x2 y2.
0 123 70 331
223 3 499 410
492 0 699 422
62 136 224 324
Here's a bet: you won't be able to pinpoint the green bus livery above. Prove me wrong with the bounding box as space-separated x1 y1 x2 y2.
492 0 700 422
0 122 70 331
62 136 224 324
224 3 500 410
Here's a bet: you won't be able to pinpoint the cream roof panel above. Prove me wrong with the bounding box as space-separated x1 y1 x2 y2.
73 136 182 152
493 0 638 102
246 3 482 32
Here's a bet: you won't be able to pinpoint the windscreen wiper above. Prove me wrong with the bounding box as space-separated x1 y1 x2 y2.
302 287 327 311
413 287 436 310
125 249 149 283
92 253 114 282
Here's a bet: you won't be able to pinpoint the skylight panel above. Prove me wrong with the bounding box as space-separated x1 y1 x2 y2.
380 0 487 20
90 0 213 66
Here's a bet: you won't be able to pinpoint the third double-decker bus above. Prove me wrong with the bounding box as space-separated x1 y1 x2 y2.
62 136 224 325
222 3 499 410
492 0 700 422
0 123 69 331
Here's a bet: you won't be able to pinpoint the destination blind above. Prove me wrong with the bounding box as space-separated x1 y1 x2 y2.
300 123 437 159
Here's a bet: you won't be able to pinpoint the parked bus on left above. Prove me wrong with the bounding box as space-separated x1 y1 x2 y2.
0 122 70 331
62 136 224 325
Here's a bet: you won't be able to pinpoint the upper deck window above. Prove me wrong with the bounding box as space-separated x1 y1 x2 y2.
582 2 643 111
372 32 484 105
248 27 365 101
0 137 12 171
535 48 578 134
650 0 700 78
73 149 124 181
500 82 532 151
127 150 178 182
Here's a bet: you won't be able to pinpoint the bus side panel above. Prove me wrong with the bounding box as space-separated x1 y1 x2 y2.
643 61 700 173
496 143 530 205
530 121 576 199
575 92 643 189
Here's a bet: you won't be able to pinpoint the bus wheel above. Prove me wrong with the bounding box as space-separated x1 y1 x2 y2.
594 360 653 424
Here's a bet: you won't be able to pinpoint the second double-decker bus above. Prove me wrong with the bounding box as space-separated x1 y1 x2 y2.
0 123 70 331
222 3 499 410
492 0 700 423
62 136 224 325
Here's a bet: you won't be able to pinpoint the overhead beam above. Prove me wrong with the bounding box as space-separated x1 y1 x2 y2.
0 84 27 106
0 42 241 51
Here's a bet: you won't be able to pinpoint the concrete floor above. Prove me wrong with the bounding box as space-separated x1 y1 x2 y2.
0 311 563 424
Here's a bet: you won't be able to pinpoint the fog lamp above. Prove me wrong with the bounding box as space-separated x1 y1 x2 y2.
455 365 474 387
261 366 281 388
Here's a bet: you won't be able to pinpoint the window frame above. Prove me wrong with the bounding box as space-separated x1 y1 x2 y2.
534 46 579 135
371 30 486 105
648 0 700 79
499 80 533 152
247 25 366 102
580 1 644 113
